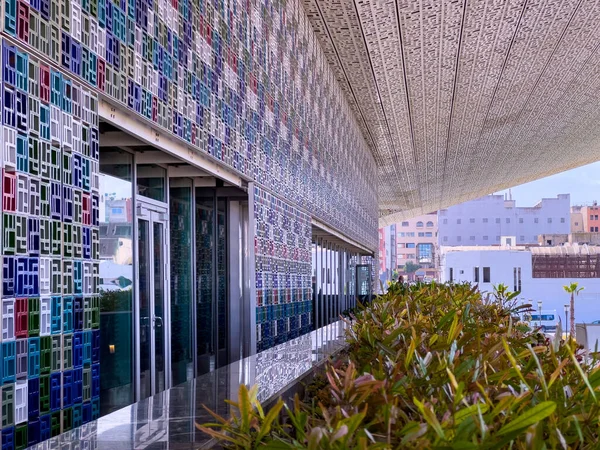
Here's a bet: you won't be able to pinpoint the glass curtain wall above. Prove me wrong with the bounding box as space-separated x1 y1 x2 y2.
98 148 134 415
196 192 228 375
169 180 194 386
312 239 359 328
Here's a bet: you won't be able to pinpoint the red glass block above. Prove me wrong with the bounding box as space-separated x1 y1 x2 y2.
97 58 105 91
82 193 90 226
15 297 28 338
3 170 17 212
40 64 50 103
16 1 29 44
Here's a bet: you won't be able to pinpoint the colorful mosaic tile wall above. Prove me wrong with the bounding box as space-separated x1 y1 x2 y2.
0 39 101 447
254 187 312 351
0 0 378 252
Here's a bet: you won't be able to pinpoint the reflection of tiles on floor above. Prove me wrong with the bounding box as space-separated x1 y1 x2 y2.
30 322 348 449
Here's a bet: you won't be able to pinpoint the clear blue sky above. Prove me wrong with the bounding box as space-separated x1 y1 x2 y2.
497 161 600 207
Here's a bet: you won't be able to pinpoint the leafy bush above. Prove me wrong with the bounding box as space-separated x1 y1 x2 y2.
199 282 600 448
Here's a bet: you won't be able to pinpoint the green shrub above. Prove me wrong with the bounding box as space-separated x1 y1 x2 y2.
199 282 600 448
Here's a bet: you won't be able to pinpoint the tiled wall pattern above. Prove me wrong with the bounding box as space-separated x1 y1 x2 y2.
0 0 378 251
254 187 312 351
0 41 101 447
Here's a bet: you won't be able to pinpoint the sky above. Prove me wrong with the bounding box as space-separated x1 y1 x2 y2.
497 161 600 207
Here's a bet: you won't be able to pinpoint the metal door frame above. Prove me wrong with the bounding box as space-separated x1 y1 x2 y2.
135 198 171 398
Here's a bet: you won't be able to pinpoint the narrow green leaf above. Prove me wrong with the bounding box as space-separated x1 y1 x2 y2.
454 403 489 425
497 401 556 436
238 384 252 434
414 397 446 440
255 399 284 443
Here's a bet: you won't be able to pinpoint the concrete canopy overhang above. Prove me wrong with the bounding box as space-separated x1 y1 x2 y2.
302 0 600 225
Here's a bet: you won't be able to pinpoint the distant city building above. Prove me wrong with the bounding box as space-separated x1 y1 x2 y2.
438 194 570 246
440 244 600 323
396 212 438 280
571 203 600 232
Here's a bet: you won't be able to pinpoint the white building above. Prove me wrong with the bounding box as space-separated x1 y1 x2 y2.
440 245 600 324
438 194 570 246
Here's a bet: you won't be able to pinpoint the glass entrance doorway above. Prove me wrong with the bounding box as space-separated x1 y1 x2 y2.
137 200 169 399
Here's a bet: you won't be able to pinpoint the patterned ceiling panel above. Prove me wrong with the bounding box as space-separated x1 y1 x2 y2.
303 0 600 226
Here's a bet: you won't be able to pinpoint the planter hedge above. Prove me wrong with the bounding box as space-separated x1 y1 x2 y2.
200 282 600 449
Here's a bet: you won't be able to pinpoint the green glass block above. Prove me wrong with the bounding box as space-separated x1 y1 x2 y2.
51 335 62 372
28 298 40 336
40 182 51 218
62 407 72 432
83 367 91 402
15 423 27 450
2 384 14 427
28 135 40 176
15 215 27 254
63 334 73 370
51 411 61 437
91 296 100 329
39 375 50 414
63 223 73 259
51 221 62 256
40 336 52 374
3 213 16 255
90 0 97 17
83 297 92 330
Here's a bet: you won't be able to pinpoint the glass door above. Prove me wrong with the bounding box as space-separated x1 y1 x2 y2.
137 201 169 399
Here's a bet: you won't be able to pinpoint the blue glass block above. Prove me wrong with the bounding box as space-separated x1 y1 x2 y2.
50 296 61 334
3 42 16 86
92 329 99 363
16 133 27 171
70 40 81 77
91 364 99 398
49 372 60 411
63 297 73 333
91 396 99 420
28 337 40 378
61 33 71 71
73 154 83 189
91 194 99 226
40 0 48 19
15 51 27 93
2 427 14 450
4 0 16 35
62 370 73 408
83 330 92 365
82 157 91 191
29 0 40 11
40 104 50 140
62 78 72 113
72 368 83 404
82 401 91 424
82 227 91 259
50 71 62 108
89 51 97 87
2 341 16 383
28 377 39 419
91 128 99 159
39 414 51 441
3 256 16 297
73 262 83 296
73 331 83 368
3 85 16 128
63 185 73 222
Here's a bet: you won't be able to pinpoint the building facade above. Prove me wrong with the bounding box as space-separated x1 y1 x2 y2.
396 213 438 280
440 245 600 324
438 194 570 246
0 0 378 444
576 204 600 232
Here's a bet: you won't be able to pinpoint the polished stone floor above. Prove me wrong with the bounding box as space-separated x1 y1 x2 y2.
28 322 347 449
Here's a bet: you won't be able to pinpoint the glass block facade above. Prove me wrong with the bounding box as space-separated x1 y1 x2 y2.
0 41 101 446
254 186 312 351
0 0 378 442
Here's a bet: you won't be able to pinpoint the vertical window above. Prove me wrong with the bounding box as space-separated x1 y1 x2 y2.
483 236 488 241
548 218 552 223
506 218 510 223
483 267 491 283
474 267 479 283
496 218 500 224
518 267 522 292
457 236 462 242
519 218 523 223
534 218 539 223
483 218 488 223
457 219 461 224
561 218 565 223
470 236 475 241
513 267 517 292
416 221 423 228
449 268 453 282
470 218 475 223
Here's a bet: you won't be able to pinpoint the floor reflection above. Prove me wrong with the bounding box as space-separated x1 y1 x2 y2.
27 322 347 449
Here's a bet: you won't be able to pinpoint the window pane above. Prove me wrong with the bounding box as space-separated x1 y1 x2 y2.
99 148 134 415
483 267 491 283
137 164 166 202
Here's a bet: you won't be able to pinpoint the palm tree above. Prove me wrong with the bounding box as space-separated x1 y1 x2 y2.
563 282 584 337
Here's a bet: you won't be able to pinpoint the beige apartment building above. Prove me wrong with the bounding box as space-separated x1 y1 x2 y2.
396 212 439 280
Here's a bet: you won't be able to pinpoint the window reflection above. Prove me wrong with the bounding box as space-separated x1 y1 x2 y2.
99 148 134 415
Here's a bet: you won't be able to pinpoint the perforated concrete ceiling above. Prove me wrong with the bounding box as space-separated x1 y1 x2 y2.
302 0 600 226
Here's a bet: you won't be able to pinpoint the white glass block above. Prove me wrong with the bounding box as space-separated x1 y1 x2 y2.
50 105 62 144
29 97 40 136
97 26 106 60
40 258 52 296
16 174 30 215
90 18 98 54
72 119 82 154
40 297 51 336
3 126 17 170
82 89 92 125
71 2 82 42
62 112 73 150
83 262 93 295
91 160 99 192
134 54 142 85
15 380 27 424
30 177 41 216
2 299 15 341
72 82 82 120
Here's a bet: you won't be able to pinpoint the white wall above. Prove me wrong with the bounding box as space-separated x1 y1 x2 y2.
441 249 600 323
438 194 570 246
